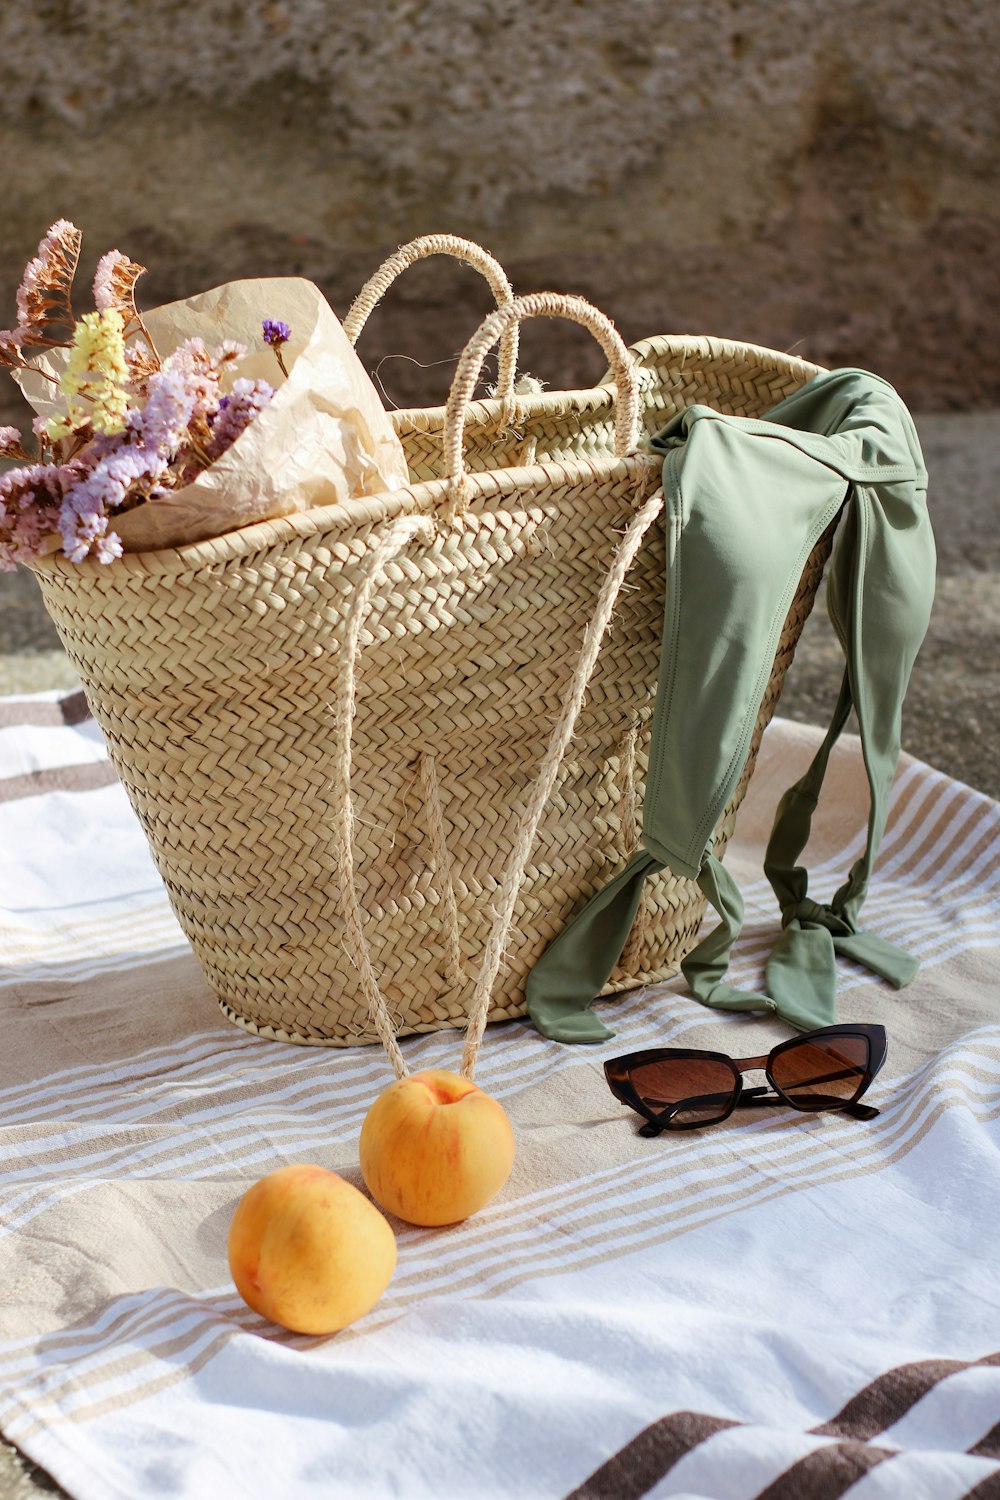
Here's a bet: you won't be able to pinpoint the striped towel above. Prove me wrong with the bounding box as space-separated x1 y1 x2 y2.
1 690 999 1500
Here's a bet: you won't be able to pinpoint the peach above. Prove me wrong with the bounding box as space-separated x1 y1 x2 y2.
359 1068 516 1227
227 1163 396 1334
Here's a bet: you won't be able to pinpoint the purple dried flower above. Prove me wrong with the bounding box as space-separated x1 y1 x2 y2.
262 319 291 378
0 461 73 570
261 319 291 347
205 377 274 462
58 445 160 562
130 366 198 458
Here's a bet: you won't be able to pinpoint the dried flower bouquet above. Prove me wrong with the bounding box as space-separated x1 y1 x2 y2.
0 222 408 567
0 220 293 569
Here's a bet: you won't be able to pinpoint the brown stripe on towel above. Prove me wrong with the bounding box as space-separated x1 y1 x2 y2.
959 1473 1000 1499
563 1346 1000 1500
0 761 118 803
0 690 91 728
970 1418 1000 1460
751 1439 894 1499
811 1351 1000 1442
562 1416 896 1500
564 1412 739 1500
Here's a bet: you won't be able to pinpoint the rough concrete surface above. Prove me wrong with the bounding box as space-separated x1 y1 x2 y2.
0 0 998 413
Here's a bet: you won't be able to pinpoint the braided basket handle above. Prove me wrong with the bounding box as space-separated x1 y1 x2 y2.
443 292 641 509
342 233 519 402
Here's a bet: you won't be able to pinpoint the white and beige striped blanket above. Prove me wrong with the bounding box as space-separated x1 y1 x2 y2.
1 690 999 1500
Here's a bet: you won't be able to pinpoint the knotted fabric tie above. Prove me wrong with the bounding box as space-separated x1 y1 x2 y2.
524 844 919 1044
681 854 919 1036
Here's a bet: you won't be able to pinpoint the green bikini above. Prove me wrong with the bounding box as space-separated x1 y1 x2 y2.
526 368 937 1041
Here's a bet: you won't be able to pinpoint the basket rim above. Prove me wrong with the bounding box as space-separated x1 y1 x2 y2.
29 451 656 580
629 330 824 376
28 332 826 581
389 333 826 429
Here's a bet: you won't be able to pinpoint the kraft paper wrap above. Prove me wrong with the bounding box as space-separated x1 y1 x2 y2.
17 276 409 552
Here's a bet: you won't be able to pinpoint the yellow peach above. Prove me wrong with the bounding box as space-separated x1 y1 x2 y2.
227 1163 396 1334
359 1068 516 1227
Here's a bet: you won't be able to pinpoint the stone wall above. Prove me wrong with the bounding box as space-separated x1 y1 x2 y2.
1 0 997 415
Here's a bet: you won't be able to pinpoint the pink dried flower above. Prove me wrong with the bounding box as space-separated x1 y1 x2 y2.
30 415 55 462
60 502 123 565
0 329 24 366
0 426 29 461
160 339 228 430
123 338 159 398
15 220 83 346
0 461 72 571
92 250 146 328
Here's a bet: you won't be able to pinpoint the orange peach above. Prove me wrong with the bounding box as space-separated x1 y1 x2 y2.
227 1163 396 1334
359 1068 516 1227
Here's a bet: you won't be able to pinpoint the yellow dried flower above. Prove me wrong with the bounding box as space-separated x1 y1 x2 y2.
48 309 129 440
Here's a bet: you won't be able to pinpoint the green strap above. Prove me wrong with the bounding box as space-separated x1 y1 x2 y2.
683 648 918 1031
525 851 659 1042
526 519 917 1041
679 853 775 1017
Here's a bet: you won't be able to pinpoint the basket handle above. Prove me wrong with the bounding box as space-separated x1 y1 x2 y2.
342 233 519 402
442 292 641 509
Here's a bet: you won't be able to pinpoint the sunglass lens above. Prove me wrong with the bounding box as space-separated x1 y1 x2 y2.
628 1058 738 1127
771 1034 870 1109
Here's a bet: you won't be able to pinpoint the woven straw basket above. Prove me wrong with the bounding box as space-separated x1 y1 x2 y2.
30 237 832 1076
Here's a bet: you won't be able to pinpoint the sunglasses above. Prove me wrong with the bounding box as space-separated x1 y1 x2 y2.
604 1024 887 1136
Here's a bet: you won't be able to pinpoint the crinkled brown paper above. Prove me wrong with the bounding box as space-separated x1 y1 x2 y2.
17 277 410 552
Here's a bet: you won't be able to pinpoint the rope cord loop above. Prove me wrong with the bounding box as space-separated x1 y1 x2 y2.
443 292 642 512
328 486 663 1082
342 233 519 403
329 513 436 1080
459 486 664 1079
617 722 646 976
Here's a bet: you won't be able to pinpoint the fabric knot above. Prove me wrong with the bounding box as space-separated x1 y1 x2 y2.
784 898 854 938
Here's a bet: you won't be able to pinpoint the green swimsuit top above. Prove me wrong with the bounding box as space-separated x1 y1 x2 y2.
525 367 937 1042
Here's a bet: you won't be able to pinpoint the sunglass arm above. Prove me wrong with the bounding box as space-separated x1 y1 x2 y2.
636 1086 880 1136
